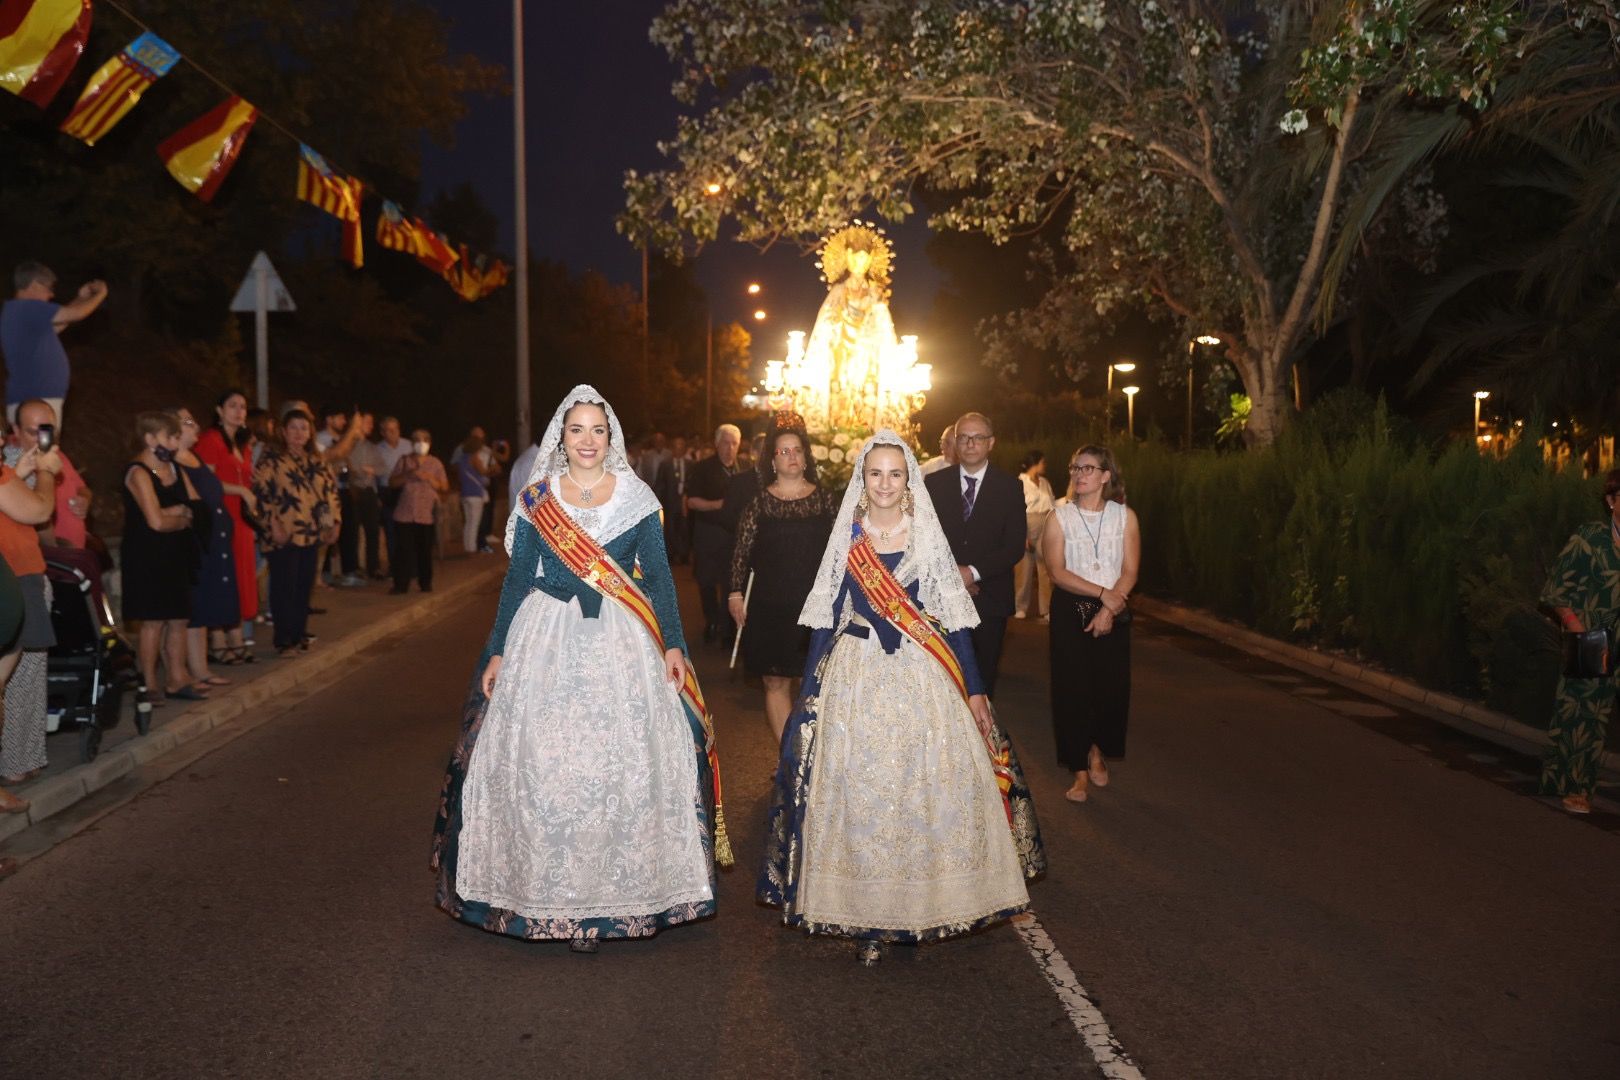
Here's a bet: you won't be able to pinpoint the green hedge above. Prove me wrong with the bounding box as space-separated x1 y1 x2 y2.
1000 394 1599 729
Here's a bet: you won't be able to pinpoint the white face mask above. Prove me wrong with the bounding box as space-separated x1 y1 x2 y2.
412 440 430 456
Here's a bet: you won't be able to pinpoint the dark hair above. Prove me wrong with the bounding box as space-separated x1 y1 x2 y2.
1070 444 1125 504
761 428 817 485
1020 449 1045 473
1603 469 1620 508
13 261 54 292
213 388 250 446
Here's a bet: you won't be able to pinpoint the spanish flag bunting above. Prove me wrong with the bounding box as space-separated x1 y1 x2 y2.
59 32 180 146
157 95 259 202
0 0 91 107
297 145 364 269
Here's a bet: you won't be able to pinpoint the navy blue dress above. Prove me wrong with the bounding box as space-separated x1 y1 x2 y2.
183 462 241 629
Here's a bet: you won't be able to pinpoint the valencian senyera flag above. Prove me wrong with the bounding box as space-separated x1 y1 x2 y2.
414 227 458 275
297 145 364 269
445 245 510 302
59 32 181 146
0 0 91 107
157 95 259 202
376 199 456 273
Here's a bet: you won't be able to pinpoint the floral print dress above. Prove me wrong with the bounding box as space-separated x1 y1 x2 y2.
1540 520 1620 798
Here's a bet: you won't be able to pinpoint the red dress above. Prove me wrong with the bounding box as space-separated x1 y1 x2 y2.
195 426 258 620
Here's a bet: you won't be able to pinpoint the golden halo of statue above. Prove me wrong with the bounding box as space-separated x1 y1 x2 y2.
817 220 894 297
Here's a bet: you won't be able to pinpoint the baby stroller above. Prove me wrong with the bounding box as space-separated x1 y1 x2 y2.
44 549 141 762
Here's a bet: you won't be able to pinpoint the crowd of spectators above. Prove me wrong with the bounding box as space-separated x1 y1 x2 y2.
0 259 524 829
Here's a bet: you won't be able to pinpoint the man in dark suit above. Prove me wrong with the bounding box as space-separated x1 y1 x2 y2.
924 411 1027 696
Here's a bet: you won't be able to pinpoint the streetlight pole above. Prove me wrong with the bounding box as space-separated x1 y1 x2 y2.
1474 390 1490 447
1186 335 1220 450
512 0 531 449
1124 385 1141 440
1108 362 1135 436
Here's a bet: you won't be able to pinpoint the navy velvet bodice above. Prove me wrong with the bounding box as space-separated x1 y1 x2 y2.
827 549 986 697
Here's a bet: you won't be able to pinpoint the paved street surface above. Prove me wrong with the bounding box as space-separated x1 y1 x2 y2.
6 574 1620 1079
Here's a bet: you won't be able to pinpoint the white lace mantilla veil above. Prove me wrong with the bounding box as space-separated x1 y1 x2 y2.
502 384 662 560
798 429 980 633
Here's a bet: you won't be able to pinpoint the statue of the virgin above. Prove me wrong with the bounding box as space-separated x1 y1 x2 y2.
803 222 898 431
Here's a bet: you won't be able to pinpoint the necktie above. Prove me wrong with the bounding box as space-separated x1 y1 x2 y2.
963 474 978 520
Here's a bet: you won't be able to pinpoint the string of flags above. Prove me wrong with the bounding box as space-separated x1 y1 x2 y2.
0 0 510 301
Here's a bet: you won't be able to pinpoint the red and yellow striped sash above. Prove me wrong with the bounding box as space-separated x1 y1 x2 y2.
520 479 732 865
845 529 1014 816
846 531 968 700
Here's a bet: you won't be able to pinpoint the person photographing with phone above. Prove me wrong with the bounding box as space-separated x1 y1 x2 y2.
6 399 91 550
2 261 108 435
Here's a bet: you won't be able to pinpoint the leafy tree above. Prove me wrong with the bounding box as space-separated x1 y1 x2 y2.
622 0 1574 444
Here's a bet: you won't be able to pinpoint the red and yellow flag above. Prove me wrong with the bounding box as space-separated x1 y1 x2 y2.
157 95 259 203
297 145 364 269
377 200 460 275
60 31 180 146
444 244 510 302
0 0 91 108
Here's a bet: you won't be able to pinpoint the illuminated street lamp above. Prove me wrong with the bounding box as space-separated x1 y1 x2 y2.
705 181 723 196
1473 390 1490 446
1123 385 1141 440
1108 362 1136 434
1186 335 1221 449
753 309 768 321
747 283 761 295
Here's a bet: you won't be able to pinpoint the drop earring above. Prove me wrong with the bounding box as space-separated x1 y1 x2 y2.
901 489 915 517
857 489 871 517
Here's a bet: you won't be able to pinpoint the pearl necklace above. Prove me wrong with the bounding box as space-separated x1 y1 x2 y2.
869 516 909 543
567 467 607 504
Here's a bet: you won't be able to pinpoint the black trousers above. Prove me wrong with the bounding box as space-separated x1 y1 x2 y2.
478 496 496 546
267 544 319 649
971 615 1009 698
1048 587 1132 770
392 522 435 591
353 486 382 573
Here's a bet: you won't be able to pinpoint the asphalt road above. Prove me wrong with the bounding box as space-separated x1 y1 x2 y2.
5 575 1619 1079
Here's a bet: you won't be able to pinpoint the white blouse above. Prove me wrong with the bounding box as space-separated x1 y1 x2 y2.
1055 500 1126 589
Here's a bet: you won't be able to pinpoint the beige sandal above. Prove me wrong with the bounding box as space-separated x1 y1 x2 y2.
1561 794 1592 815
1065 775 1089 803
1088 746 1110 788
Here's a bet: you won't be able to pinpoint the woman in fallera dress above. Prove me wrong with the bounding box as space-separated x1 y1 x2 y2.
431 386 728 952
759 432 1045 965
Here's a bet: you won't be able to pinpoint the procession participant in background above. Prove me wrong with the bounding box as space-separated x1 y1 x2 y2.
656 435 692 564
687 423 742 644
1015 449 1055 621
924 412 1027 696
432 386 727 952
1043 446 1139 804
918 423 957 476
728 421 837 744
760 432 1044 966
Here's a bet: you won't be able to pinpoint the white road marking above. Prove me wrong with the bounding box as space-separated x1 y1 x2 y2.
1013 912 1146 1079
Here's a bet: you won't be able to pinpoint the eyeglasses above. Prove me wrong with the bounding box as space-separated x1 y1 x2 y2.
956 433 991 445
776 446 803 457
180 418 198 428
1069 464 1102 475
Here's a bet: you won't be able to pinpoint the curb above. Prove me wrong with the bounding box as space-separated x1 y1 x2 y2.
0 563 504 844
1134 596 1620 775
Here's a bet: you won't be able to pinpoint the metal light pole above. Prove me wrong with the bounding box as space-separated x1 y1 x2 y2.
1108 362 1135 436
513 0 532 449
1186 335 1220 450
1123 385 1141 440
1473 390 1490 447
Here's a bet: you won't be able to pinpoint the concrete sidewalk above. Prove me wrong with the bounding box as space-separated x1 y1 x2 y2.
0 554 506 844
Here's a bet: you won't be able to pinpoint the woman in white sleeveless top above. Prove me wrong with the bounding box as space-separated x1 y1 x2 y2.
1041 446 1140 803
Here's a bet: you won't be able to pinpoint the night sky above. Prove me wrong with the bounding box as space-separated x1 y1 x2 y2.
419 1 945 359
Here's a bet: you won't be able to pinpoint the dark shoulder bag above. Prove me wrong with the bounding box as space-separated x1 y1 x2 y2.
1562 626 1615 679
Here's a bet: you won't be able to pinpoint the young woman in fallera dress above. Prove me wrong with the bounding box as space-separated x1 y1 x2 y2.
759 432 1045 965
432 386 727 952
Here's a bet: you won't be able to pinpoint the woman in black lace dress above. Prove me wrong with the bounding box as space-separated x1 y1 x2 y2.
728 428 837 743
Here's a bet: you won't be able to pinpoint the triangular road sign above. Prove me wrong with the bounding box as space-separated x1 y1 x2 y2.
229 252 296 313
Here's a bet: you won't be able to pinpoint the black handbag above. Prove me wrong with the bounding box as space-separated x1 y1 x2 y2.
1562 627 1614 678
1072 593 1132 628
